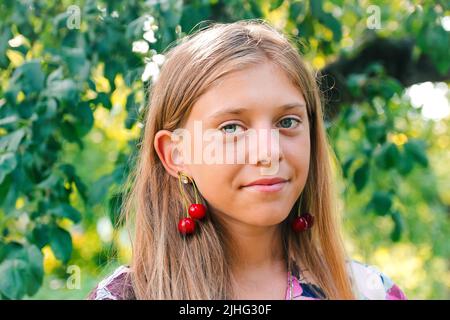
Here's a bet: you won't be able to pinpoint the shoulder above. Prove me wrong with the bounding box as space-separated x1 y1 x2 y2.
87 265 136 300
346 260 407 300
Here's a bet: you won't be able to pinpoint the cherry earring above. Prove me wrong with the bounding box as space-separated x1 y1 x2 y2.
177 171 207 235
291 192 314 233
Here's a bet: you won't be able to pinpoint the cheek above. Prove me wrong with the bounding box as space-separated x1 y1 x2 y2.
283 134 310 169
189 164 236 203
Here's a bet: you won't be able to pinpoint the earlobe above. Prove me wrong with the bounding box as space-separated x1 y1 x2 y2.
154 130 184 178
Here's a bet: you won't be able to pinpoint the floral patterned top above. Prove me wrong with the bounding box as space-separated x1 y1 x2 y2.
87 260 407 300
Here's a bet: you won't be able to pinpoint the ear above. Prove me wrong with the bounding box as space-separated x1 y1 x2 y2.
154 129 188 179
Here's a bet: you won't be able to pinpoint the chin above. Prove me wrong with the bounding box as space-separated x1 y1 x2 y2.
244 213 288 227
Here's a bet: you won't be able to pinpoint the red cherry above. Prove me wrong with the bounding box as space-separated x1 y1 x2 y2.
178 217 195 235
188 204 206 220
292 216 308 232
302 212 314 228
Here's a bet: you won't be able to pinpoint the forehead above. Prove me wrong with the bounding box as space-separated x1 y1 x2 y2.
189 61 306 120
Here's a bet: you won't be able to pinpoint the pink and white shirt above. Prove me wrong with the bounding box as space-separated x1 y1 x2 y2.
88 260 407 300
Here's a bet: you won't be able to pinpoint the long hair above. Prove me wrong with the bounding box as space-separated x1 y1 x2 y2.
122 19 355 299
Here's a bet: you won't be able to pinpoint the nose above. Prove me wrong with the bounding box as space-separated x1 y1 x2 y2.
248 122 283 168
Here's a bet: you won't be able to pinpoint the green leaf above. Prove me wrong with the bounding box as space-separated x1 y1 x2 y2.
0 115 19 126
46 67 64 85
60 119 83 147
0 174 12 208
353 161 369 192
0 128 26 152
342 156 355 179
180 4 211 33
0 243 43 299
0 27 13 68
308 0 341 41
270 0 284 11
0 241 23 262
53 11 72 30
89 167 125 205
309 0 323 17
404 139 428 167
24 245 44 296
126 16 148 40
94 92 112 110
289 1 306 22
49 203 82 223
61 47 90 80
73 175 88 203
88 174 116 206
31 224 50 249
396 148 414 176
346 74 366 97
11 60 45 94
109 192 124 227
390 210 404 242
366 121 386 144
162 8 183 28
72 102 94 137
0 259 28 299
37 173 61 189
375 143 399 169
0 153 17 184
370 191 393 216
49 225 73 263
44 79 79 102
319 12 342 42
125 93 139 129
419 24 450 74
379 78 403 100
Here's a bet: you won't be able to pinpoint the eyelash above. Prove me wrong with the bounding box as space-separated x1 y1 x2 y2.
219 116 302 134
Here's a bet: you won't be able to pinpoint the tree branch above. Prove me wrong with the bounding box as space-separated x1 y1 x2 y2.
319 36 450 120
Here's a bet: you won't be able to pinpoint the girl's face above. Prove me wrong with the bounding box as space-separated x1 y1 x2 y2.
157 60 310 229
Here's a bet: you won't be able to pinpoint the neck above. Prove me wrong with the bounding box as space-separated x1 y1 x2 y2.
220 216 287 274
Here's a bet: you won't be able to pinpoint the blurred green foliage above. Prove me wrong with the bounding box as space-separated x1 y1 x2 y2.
0 0 449 299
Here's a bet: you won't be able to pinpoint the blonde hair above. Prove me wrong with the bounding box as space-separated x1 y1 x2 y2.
122 19 355 299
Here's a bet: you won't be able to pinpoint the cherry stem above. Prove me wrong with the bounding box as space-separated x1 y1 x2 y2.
178 172 201 217
178 173 190 217
297 192 304 217
190 178 199 203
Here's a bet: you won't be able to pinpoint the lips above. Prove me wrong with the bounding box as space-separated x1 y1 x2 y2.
243 177 288 187
241 177 289 193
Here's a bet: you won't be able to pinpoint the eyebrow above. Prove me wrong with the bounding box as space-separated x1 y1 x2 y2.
208 102 306 120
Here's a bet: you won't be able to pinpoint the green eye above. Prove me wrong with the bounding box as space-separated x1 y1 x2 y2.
221 124 244 134
278 117 300 129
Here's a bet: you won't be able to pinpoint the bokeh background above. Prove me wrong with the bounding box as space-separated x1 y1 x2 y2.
0 0 449 300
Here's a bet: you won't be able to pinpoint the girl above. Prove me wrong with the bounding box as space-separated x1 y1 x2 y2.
87 19 407 300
